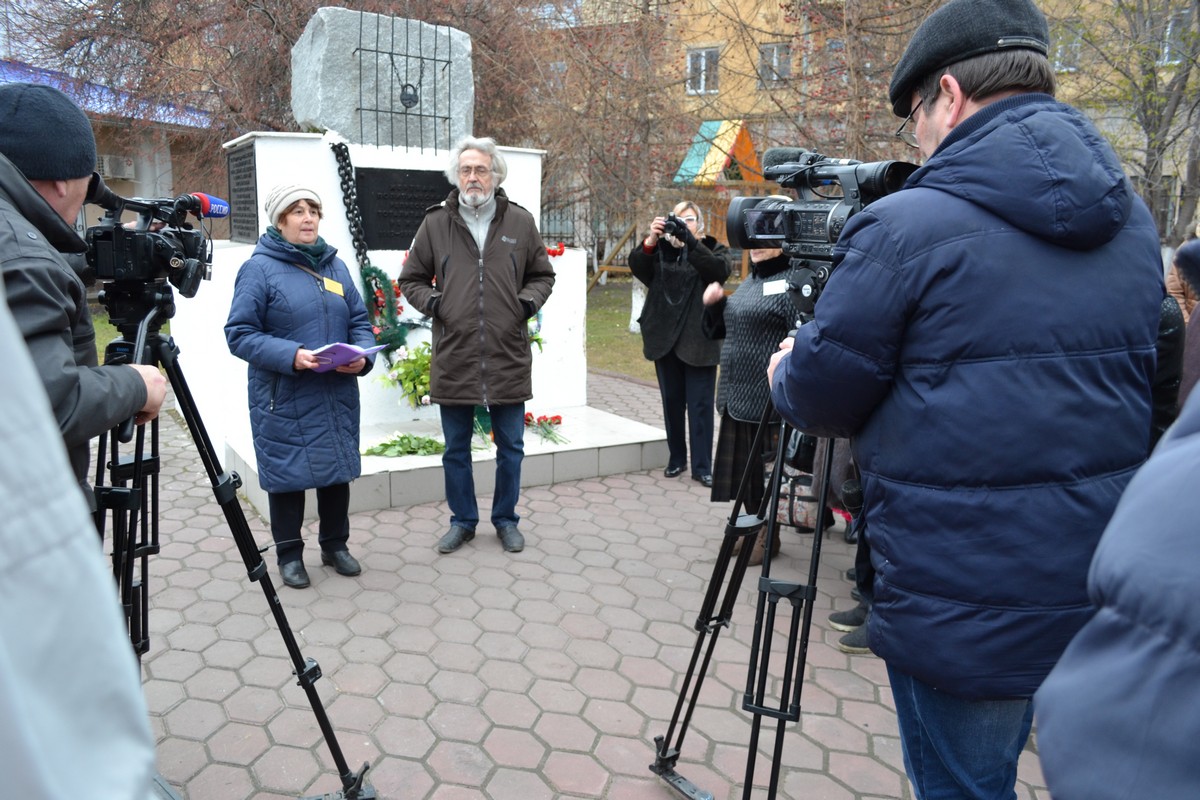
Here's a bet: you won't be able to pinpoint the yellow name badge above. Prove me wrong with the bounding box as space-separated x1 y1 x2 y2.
323 277 344 296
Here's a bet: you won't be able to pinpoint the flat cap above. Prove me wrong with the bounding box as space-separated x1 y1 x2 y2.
889 0 1050 117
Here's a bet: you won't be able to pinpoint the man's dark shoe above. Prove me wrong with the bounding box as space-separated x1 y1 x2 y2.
279 561 310 589
694 473 713 488
845 567 857 583
664 465 685 478
437 525 475 554
497 525 525 553
321 549 362 576
836 619 873 655
829 600 869 632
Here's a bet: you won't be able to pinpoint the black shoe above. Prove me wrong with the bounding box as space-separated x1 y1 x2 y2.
693 473 713 488
497 525 525 553
321 549 362 576
836 615 873 655
845 567 857 583
664 465 685 478
279 560 310 589
437 525 475 554
851 586 862 602
828 601 869 632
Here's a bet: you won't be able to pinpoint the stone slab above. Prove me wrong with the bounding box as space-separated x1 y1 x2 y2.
291 8 474 148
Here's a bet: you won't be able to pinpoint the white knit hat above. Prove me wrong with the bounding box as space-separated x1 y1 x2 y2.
263 184 322 227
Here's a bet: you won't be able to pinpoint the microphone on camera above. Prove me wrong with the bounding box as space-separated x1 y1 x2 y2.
761 147 812 170
177 192 230 219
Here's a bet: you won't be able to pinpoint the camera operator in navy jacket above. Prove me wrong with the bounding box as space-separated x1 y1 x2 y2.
767 0 1164 796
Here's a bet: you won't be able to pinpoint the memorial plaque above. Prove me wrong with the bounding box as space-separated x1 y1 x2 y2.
356 167 449 250
226 142 259 244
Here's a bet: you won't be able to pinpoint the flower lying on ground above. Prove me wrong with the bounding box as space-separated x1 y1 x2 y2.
525 412 568 444
363 433 445 457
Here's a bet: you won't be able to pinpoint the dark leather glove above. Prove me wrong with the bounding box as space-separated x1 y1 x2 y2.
520 299 536 319
427 296 440 319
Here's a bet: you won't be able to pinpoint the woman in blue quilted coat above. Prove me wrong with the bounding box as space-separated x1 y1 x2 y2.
225 184 376 589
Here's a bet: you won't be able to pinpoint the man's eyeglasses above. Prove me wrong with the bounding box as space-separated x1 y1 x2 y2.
458 165 492 178
895 100 922 148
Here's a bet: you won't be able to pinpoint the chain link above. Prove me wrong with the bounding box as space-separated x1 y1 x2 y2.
330 141 371 270
329 141 409 362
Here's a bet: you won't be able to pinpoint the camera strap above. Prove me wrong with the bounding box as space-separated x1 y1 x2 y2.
290 262 344 297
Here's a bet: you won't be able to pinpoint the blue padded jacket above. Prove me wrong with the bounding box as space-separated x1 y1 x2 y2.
226 234 376 494
771 94 1164 699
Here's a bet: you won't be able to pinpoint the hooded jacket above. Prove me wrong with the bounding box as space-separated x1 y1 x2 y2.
225 233 376 494
1036 389 1200 799
398 188 555 406
0 154 147 499
771 94 1164 699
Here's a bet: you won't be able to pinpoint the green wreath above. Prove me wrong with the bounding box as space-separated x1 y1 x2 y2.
360 263 407 364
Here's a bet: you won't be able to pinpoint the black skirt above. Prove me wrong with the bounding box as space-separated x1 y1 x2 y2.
711 415 778 512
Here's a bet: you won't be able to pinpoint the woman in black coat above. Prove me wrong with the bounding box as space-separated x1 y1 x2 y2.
628 201 730 486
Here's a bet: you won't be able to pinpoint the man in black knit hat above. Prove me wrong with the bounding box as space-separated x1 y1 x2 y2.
768 0 1164 796
0 81 165 504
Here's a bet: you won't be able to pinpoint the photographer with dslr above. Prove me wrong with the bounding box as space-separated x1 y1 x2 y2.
0 82 165 504
629 201 729 487
766 0 1164 796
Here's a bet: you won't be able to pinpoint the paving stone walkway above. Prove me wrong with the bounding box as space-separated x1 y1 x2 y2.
141 371 1047 799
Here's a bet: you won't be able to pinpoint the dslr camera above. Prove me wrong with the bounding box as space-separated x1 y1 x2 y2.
660 212 690 240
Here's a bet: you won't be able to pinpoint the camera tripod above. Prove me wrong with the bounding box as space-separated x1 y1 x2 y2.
650 394 841 800
93 280 376 800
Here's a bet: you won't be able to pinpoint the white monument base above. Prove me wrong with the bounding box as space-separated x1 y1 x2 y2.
168 132 666 519
225 406 668 518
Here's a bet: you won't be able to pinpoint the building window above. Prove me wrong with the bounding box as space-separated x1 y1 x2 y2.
1053 20 1083 72
1160 9 1191 65
758 42 792 87
687 47 719 95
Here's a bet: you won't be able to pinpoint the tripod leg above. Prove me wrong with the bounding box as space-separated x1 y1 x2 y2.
738 432 836 799
154 336 375 800
651 402 778 799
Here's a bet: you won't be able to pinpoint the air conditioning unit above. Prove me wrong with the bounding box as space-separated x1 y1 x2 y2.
99 154 136 180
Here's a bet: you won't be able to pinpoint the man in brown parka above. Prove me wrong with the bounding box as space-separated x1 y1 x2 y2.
399 136 555 555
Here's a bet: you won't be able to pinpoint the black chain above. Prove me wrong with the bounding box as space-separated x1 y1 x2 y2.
331 141 371 270
329 141 408 361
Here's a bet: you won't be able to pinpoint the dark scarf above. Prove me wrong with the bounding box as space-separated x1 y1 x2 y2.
267 226 328 270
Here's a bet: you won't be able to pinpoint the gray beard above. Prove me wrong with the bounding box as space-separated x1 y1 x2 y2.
462 189 494 207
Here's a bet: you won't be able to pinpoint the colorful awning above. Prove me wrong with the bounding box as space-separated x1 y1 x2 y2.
673 119 763 185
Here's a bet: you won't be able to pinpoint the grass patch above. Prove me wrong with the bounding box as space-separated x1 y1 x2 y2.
585 278 656 384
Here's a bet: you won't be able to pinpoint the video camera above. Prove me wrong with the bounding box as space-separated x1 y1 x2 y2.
84 172 226 300
726 148 917 260
725 148 916 315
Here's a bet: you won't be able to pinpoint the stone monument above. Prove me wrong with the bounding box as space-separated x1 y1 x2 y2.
291 7 474 150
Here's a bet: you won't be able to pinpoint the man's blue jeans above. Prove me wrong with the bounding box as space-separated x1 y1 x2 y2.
888 665 1034 800
439 403 525 530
